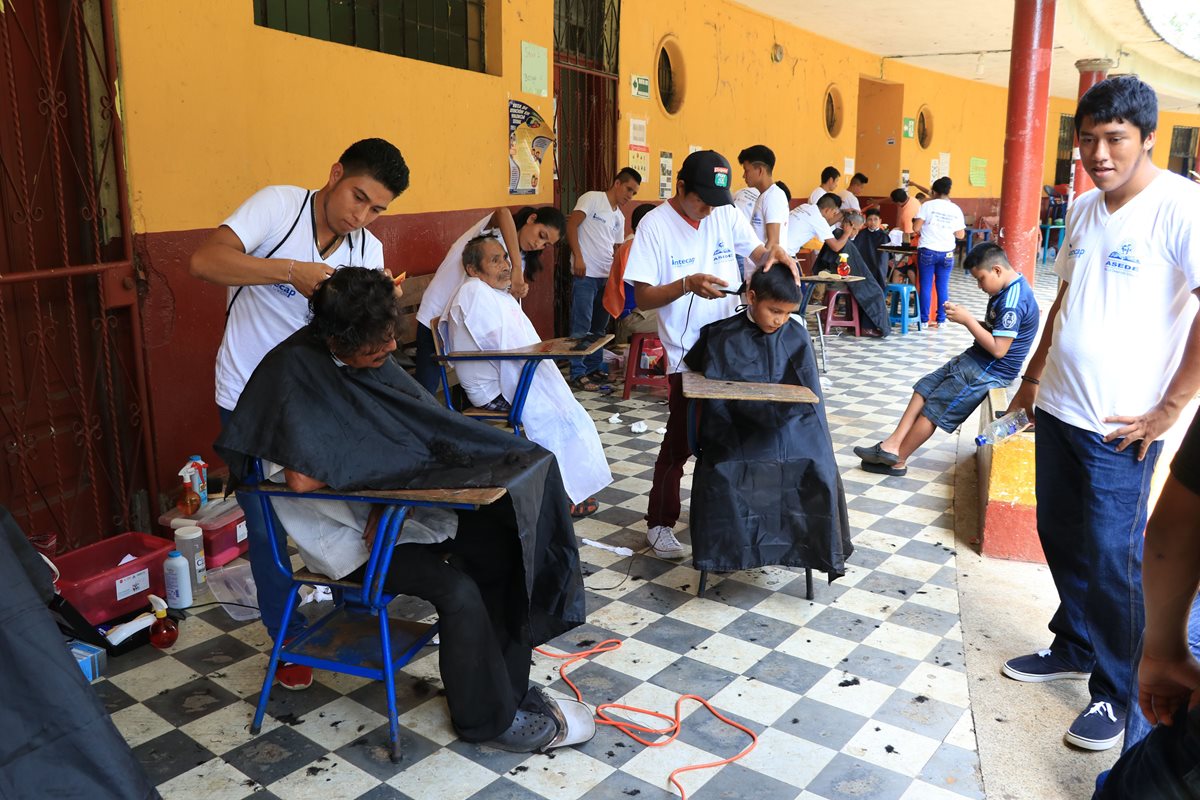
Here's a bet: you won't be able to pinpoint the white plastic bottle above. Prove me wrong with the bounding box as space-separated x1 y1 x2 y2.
164 551 193 609
174 525 207 591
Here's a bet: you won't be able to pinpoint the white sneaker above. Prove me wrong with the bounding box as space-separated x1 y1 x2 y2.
647 526 689 559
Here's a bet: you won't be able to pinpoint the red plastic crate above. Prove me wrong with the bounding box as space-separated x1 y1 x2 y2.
54 532 173 625
159 498 249 568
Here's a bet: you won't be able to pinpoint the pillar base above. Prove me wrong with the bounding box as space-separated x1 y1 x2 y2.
976 389 1045 564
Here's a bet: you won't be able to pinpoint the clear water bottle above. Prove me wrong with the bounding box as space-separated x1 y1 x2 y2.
975 408 1030 446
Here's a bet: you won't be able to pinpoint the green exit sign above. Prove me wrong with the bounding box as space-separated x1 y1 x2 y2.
631 75 650 99
902 118 916 139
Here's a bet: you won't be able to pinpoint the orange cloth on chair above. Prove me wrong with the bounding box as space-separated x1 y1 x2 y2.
603 238 634 319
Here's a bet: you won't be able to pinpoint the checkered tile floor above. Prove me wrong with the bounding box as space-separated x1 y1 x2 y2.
101 264 1058 800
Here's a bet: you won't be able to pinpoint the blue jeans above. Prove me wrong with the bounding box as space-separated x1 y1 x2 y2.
1123 597 1200 751
218 407 304 643
1035 409 1162 711
1095 704 1200 798
569 275 611 379
918 248 954 324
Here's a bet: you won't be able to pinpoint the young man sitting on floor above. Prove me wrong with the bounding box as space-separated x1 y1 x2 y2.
443 236 612 518
854 243 1039 476
683 265 852 578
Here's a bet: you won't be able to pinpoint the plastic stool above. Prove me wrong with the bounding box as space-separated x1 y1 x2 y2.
822 289 861 336
886 284 923 334
623 332 670 399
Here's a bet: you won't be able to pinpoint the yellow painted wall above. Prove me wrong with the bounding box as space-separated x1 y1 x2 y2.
113 0 1200 234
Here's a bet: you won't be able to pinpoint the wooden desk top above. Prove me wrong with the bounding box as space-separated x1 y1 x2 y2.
799 273 865 284
444 334 613 360
878 245 918 255
246 483 507 507
682 371 819 404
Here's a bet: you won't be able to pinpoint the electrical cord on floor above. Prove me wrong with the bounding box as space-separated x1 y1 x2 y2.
585 545 653 592
534 638 758 800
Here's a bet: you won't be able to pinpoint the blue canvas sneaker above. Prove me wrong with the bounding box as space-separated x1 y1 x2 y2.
1002 649 1090 682
1066 701 1125 751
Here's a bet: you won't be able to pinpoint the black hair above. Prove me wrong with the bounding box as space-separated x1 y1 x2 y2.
816 192 842 211
462 234 502 274
513 205 565 281
932 177 952 196
851 172 869 185
737 144 776 171
963 242 1011 272
821 166 840 184
309 267 399 360
890 188 909 204
631 202 655 232
1075 74 1158 139
865 207 881 218
748 264 801 305
615 167 643 184
775 180 792 202
338 138 410 197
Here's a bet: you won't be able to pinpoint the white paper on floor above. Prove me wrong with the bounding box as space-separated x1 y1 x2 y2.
630 421 648 433
655 427 667 434
607 414 623 424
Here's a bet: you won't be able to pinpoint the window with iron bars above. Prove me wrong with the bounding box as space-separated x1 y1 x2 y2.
1053 114 1075 186
253 0 485 73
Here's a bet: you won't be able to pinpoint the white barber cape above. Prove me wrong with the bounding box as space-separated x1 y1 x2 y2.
444 277 612 504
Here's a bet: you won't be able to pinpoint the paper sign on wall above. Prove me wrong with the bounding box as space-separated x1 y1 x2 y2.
939 152 951 180
631 75 651 99
688 145 703 155
629 118 647 148
628 147 650 179
930 159 940 185
509 100 554 195
844 158 855 178
659 151 674 199
520 42 548 97
901 170 910 189
969 157 988 187
902 118 916 139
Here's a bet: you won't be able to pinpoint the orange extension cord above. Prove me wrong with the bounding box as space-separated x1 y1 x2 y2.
533 639 758 799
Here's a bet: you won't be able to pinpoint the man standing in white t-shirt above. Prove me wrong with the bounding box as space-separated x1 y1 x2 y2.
913 177 966 327
190 138 409 690
1001 76 1200 753
808 166 841 205
737 144 789 260
624 150 796 559
839 172 868 212
565 167 641 388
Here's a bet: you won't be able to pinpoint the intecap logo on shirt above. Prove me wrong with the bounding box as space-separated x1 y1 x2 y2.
1104 240 1141 276
671 255 696 268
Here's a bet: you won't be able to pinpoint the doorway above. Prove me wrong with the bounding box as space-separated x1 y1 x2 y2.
855 78 904 191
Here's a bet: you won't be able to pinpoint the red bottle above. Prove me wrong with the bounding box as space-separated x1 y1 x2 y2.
148 598 178 649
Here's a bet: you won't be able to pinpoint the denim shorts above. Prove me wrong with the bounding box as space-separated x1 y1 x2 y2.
914 353 1008 433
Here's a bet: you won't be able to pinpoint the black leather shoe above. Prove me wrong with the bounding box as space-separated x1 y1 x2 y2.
484 709 558 753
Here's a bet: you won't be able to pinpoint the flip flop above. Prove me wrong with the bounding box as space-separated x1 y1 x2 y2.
569 375 602 392
569 497 599 518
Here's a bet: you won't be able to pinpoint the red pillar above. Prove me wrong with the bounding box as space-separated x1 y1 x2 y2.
997 0 1056 284
1069 59 1114 201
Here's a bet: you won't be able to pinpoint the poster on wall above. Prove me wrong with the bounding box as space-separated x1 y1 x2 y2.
901 169 910 189
688 145 703 155
628 146 650 181
930 159 940 185
659 151 674 199
509 100 554 195
969 157 988 187
629 118 648 148
939 152 951 181
843 158 855 178
520 42 548 97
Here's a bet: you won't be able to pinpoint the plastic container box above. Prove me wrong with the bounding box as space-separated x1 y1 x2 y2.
159 496 249 568
55 532 173 625
205 562 260 621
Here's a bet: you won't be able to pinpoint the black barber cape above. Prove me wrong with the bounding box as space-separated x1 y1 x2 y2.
815 233 890 335
682 312 852 577
0 505 159 800
853 227 891 292
215 327 586 644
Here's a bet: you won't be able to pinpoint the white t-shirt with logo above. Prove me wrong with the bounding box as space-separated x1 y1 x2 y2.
1038 172 1200 437
749 183 789 251
733 187 760 221
915 198 966 253
571 191 625 278
624 203 760 372
839 190 861 212
786 204 834 253
216 185 384 411
416 214 509 328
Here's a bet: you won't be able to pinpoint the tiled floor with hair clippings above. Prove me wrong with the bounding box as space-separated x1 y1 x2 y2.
100 263 1058 800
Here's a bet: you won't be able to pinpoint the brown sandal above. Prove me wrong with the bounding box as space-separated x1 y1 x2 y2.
569 497 599 518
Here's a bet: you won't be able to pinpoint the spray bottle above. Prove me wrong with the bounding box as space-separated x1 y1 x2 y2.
148 594 178 649
177 463 201 515
837 252 851 277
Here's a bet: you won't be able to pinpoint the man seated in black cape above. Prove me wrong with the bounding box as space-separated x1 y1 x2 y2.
682 266 852 579
853 207 891 293
814 211 890 337
215 267 587 753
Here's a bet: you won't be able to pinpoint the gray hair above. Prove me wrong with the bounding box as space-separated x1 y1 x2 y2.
842 211 865 227
462 235 499 274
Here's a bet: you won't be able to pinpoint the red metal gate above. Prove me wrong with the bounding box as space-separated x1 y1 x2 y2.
0 0 155 551
553 0 619 335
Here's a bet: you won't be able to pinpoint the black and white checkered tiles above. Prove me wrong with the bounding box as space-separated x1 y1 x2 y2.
100 264 1058 800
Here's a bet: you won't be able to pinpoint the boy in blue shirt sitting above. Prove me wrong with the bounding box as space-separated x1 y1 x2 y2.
855 242 1040 476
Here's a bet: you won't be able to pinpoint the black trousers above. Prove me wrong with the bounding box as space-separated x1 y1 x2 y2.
377 506 531 742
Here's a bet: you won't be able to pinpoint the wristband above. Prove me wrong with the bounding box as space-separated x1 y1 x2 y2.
680 275 690 295
1020 374 1040 385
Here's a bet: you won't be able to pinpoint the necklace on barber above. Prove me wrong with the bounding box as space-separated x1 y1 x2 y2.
311 190 344 259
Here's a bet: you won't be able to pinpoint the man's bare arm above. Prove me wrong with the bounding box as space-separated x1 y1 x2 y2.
565 210 587 277
1006 280 1067 415
190 226 333 298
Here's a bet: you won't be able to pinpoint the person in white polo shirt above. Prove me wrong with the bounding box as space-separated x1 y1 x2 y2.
565 167 641 389
1001 75 1200 753
737 144 789 258
912 177 966 327
808 166 841 205
839 172 868 212
623 150 796 559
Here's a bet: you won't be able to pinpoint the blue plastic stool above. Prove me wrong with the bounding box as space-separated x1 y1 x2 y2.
887 284 923 334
